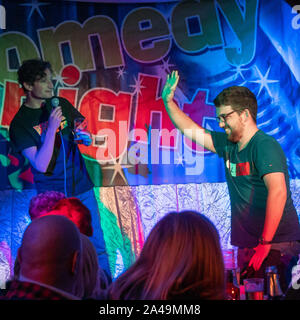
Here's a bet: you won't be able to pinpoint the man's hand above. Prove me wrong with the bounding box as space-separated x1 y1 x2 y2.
162 70 179 103
248 244 271 271
74 129 92 146
22 107 63 173
48 107 63 132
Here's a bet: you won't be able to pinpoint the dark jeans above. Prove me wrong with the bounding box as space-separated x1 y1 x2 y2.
238 241 300 294
77 188 111 280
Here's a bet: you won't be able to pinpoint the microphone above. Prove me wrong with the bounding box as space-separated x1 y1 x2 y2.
50 97 62 131
51 97 60 108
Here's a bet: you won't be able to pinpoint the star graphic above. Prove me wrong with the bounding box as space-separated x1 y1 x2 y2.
250 65 279 97
20 0 50 21
230 65 248 80
160 57 175 74
116 67 126 80
129 76 146 96
52 73 68 90
101 153 134 185
175 154 185 167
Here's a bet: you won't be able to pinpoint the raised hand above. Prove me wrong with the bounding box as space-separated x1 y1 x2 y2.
162 70 179 103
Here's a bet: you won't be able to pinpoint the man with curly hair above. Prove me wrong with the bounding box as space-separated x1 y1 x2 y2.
9 59 111 278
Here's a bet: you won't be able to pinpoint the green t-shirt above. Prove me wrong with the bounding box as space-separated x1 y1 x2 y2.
211 130 300 248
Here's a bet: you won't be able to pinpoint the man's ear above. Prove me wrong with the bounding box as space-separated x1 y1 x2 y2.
23 82 33 92
243 109 250 119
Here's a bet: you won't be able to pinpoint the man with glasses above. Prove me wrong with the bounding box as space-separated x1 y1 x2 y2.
162 70 300 292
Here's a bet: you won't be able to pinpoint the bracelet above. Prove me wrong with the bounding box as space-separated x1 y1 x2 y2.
258 236 272 245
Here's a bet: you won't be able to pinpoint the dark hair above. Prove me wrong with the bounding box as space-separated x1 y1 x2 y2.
29 191 66 220
48 198 93 237
18 59 52 92
213 86 258 123
109 211 225 300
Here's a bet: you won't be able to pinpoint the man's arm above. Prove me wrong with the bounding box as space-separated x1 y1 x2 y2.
162 71 216 153
22 107 63 173
249 172 287 271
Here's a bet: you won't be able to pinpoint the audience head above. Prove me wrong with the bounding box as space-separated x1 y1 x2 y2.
74 234 109 299
29 191 66 220
109 211 225 300
17 215 82 296
45 198 93 236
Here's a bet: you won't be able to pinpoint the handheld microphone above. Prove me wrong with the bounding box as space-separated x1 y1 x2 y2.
51 97 60 108
50 97 62 131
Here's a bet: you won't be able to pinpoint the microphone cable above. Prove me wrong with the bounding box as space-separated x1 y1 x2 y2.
51 97 68 197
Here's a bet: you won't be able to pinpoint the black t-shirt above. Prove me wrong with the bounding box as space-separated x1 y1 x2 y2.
211 130 300 248
9 97 93 196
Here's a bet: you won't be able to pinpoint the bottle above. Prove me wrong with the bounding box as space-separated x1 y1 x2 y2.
266 266 284 300
226 268 240 300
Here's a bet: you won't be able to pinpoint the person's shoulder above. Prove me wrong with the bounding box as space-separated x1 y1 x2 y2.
254 130 274 140
12 105 26 119
253 130 282 147
251 130 286 162
9 106 26 129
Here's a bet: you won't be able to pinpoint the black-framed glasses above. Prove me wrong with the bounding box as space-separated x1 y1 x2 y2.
216 110 236 123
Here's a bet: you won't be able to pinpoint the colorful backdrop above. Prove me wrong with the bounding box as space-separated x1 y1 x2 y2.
0 0 299 285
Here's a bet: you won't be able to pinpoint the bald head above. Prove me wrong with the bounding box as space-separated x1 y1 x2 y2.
18 215 82 292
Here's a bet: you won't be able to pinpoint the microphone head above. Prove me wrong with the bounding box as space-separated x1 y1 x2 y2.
51 97 60 108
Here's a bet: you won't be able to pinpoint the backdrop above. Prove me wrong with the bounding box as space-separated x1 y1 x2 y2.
0 0 299 285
